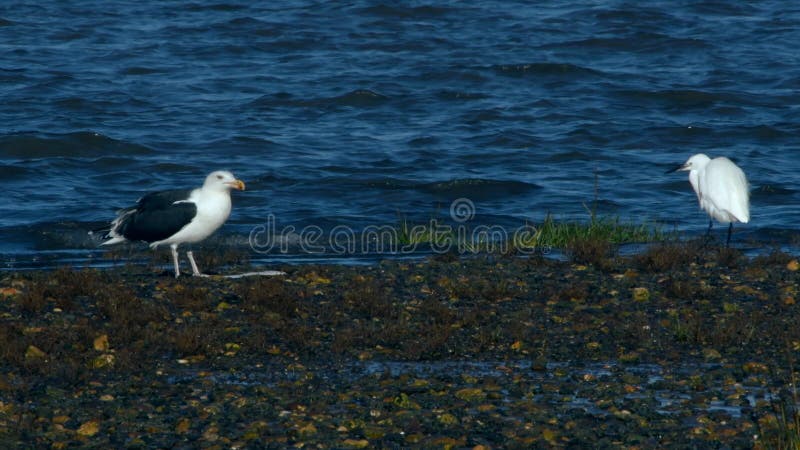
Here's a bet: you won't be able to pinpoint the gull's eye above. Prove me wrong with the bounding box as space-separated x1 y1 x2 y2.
216 174 223 180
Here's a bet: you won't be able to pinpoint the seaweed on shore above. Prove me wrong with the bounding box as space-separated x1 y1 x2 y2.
0 243 798 448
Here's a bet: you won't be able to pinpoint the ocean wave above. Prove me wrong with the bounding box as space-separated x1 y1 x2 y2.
358 4 455 19
491 62 605 78
543 34 708 52
415 178 541 200
0 132 154 159
613 89 745 109
248 89 390 110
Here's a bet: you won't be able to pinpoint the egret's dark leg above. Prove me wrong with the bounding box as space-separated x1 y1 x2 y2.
700 220 715 249
726 223 733 248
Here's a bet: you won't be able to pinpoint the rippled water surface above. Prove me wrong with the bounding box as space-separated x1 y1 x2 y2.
2 1 799 268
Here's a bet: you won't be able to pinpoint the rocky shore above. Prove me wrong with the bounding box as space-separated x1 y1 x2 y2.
0 242 798 448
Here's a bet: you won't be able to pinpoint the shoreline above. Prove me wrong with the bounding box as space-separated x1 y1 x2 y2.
1 242 798 447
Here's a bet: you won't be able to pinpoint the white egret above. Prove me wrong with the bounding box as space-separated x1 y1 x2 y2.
668 154 750 247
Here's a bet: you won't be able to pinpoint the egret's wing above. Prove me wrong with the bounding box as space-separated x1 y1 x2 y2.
725 167 750 223
704 159 750 223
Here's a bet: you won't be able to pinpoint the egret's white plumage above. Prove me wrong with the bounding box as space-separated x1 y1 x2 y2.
97 170 245 277
669 153 749 246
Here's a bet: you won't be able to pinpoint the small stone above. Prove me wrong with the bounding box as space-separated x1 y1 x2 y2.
743 361 769 373
176 418 191 433
438 413 459 425
787 260 799 271
297 423 317 437
619 351 640 363
455 388 486 402
91 354 115 369
431 437 463 448
410 379 429 388
215 302 232 311
93 334 109 351
25 345 46 360
405 433 424 444
722 302 741 313
342 439 370 448
733 285 760 297
266 345 281 355
76 420 100 437
53 415 70 424
393 393 421 409
632 287 650 302
202 425 219 441
0 287 20 297
363 425 385 439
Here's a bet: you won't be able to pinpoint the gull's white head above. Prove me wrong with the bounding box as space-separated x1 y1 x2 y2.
203 170 246 192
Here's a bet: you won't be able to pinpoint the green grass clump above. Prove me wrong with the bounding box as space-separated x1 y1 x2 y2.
393 212 665 254
763 406 800 450
397 215 453 247
759 351 800 450
516 213 666 250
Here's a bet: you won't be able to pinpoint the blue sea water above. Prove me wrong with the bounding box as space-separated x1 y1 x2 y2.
1 1 799 268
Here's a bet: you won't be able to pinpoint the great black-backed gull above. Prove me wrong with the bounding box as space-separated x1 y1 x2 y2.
98 170 246 277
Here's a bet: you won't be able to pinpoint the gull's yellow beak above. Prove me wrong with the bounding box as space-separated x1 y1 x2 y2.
228 179 246 191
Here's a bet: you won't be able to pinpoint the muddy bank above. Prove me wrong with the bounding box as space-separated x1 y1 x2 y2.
0 243 798 448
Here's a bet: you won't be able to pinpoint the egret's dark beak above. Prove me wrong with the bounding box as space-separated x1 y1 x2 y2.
665 163 686 174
